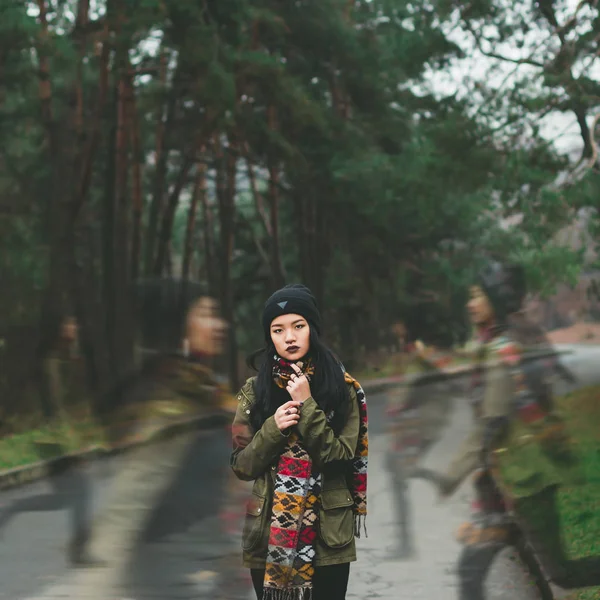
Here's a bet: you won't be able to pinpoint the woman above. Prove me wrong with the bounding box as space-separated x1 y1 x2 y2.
413 261 580 597
384 340 457 560
231 284 368 600
78 278 243 599
0 315 97 567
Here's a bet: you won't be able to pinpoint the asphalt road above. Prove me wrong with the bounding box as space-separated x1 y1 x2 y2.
0 344 598 599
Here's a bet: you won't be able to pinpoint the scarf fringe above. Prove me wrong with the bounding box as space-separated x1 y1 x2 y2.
263 586 312 600
354 513 368 538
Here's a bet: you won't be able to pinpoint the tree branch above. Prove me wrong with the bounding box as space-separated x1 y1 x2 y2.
237 212 271 273
462 19 544 68
558 112 600 187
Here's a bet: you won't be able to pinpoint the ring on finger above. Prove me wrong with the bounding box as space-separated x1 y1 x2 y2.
285 409 291 415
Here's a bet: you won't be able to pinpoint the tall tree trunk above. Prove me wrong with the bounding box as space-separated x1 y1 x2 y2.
182 147 206 283
73 0 90 140
246 145 285 288
313 190 328 307
267 163 285 288
295 189 310 286
67 0 90 254
65 28 111 402
246 153 272 236
35 0 55 151
144 54 177 274
165 244 174 277
0 49 6 109
215 134 239 390
214 134 228 297
67 23 110 230
128 66 143 282
35 0 64 419
112 65 134 378
266 105 286 288
153 155 195 276
102 79 119 378
200 164 217 296
69 226 112 403
294 185 326 308
36 0 112 418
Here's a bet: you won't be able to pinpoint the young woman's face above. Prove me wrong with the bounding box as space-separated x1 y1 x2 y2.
186 297 228 356
61 317 78 343
270 313 311 360
467 285 495 326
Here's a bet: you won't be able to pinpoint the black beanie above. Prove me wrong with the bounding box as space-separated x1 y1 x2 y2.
478 261 526 323
262 284 321 340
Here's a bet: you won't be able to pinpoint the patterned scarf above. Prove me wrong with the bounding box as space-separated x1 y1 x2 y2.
472 326 547 425
263 356 368 600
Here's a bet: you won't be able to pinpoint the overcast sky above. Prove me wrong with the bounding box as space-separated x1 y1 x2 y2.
419 0 598 160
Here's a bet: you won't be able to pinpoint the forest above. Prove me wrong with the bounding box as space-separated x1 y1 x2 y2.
1 0 599 423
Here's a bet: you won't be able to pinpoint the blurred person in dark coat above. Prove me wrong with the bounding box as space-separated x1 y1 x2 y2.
411 261 582 598
384 339 458 559
81 279 248 599
0 314 100 567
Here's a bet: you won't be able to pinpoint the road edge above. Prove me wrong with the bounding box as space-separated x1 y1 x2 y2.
0 348 581 599
0 412 229 492
0 348 571 492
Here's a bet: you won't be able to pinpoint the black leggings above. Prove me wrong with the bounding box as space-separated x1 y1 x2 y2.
251 563 350 600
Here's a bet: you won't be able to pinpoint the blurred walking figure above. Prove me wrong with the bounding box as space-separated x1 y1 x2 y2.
411 260 580 598
384 343 455 559
231 284 368 600
0 314 99 566
80 278 244 599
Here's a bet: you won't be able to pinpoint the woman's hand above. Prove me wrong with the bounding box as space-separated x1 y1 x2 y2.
274 401 302 431
287 363 312 404
415 340 428 359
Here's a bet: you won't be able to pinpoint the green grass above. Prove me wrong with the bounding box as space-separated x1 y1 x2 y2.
0 409 106 471
566 588 600 599
553 387 600 562
497 385 600 592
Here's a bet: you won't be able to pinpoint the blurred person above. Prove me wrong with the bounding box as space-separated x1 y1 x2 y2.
411 260 581 598
384 340 457 559
80 278 245 599
231 284 368 600
0 315 99 567
45 315 79 409
506 309 577 404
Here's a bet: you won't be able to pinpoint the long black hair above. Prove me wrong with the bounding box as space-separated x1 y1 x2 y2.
247 327 351 435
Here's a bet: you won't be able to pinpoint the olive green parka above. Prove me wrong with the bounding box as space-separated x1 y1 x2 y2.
230 377 360 568
442 335 580 498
